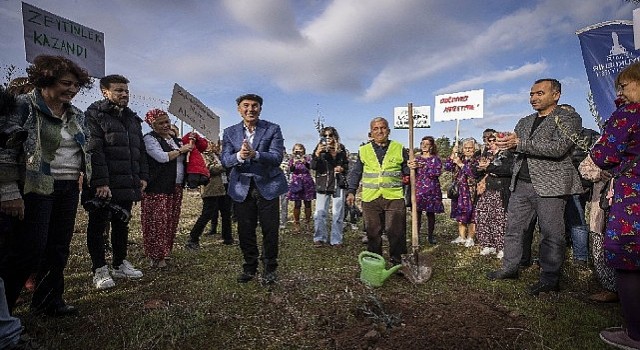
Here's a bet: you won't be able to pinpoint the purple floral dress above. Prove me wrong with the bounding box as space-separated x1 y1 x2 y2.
286 155 316 201
444 157 477 224
415 155 444 213
590 103 640 270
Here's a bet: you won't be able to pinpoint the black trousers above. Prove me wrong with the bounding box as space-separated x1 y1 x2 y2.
0 180 79 313
234 183 280 274
86 200 133 271
189 195 232 243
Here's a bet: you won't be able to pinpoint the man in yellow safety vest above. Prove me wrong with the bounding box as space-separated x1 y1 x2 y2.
346 117 409 265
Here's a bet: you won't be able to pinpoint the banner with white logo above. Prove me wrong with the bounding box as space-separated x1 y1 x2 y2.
576 21 640 121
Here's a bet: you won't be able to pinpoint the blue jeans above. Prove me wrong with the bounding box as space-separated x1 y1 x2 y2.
0 278 21 349
565 193 589 262
313 189 345 245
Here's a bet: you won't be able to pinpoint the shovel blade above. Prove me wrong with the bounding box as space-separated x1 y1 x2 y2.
401 252 433 284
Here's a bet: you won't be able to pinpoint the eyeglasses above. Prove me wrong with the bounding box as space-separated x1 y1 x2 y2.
58 79 81 88
487 139 496 143
323 133 334 137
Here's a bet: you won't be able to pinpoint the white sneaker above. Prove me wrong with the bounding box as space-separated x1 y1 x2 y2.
496 250 504 259
479 247 496 256
93 265 115 290
464 238 475 247
112 260 143 279
450 236 466 244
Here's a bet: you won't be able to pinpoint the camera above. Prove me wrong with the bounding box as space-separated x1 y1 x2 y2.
320 137 327 145
82 198 132 223
0 124 27 149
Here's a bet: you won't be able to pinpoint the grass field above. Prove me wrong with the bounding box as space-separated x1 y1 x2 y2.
13 189 621 350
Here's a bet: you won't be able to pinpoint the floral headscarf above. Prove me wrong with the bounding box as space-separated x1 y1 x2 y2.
145 108 168 126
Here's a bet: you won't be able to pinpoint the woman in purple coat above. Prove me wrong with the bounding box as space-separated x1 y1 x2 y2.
444 138 478 247
591 62 640 349
414 136 444 244
286 143 315 233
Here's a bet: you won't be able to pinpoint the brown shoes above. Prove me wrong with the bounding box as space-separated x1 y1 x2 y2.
589 290 619 303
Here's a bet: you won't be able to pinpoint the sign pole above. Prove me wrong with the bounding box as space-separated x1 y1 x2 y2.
408 103 419 254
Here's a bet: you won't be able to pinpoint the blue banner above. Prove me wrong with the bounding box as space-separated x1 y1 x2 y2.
577 21 640 122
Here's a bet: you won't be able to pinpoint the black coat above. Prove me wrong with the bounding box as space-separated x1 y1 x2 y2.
85 99 149 202
310 143 349 194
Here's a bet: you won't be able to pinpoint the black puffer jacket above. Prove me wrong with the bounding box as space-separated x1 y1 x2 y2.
84 99 149 202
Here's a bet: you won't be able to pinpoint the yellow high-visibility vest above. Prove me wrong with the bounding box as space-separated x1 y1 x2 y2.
359 141 404 202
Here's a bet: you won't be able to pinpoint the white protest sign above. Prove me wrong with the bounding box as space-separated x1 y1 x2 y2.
434 89 484 122
22 2 105 78
393 105 431 129
635 8 640 50
168 83 220 142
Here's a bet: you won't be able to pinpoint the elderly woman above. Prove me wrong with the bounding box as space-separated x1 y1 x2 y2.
473 134 514 258
444 138 479 247
0 55 92 316
142 109 193 268
592 62 640 349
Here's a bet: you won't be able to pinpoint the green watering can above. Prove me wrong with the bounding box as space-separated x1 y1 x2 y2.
358 251 402 287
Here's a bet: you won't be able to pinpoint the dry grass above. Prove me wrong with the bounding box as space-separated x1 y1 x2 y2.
13 190 621 349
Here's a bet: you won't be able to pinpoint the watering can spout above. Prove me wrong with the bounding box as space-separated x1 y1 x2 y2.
382 264 402 281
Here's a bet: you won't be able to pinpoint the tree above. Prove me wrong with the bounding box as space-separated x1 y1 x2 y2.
435 136 453 158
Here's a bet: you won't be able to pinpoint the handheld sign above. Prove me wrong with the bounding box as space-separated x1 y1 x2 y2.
394 105 430 129
168 83 220 142
22 2 105 78
433 89 483 122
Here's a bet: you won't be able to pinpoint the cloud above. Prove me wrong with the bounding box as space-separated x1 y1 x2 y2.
486 91 529 109
221 0 303 41
435 61 548 94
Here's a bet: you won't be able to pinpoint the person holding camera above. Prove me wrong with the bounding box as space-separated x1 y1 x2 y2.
286 143 315 234
83 74 149 290
0 55 92 316
311 127 349 247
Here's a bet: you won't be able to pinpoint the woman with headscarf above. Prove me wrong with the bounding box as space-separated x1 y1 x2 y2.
142 109 193 268
0 55 92 316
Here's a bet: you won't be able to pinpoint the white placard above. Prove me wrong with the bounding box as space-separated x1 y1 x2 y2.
393 105 431 129
22 2 105 78
434 89 484 122
168 83 220 142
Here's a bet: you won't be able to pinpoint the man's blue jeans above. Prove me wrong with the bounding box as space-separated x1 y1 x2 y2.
313 189 345 245
565 193 589 262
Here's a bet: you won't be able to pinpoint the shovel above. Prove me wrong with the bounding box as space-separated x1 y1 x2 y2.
401 103 433 284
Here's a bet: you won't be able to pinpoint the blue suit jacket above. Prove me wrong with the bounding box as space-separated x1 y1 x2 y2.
221 119 288 202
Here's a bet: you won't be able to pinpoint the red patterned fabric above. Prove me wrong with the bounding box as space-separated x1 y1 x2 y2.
141 185 184 260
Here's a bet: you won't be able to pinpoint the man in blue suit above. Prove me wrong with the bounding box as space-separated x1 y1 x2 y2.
221 94 288 285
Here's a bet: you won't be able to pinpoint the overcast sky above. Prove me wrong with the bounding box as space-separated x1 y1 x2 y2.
0 0 636 152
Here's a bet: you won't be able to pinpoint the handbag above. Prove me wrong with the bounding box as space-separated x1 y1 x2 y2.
447 181 459 200
598 179 613 211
